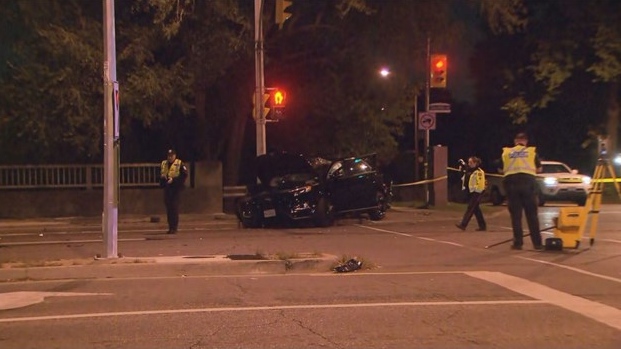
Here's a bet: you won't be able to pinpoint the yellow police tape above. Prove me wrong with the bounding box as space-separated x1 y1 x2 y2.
390 166 621 188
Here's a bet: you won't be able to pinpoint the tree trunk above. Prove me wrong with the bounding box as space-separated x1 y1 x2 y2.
606 82 619 155
223 108 249 185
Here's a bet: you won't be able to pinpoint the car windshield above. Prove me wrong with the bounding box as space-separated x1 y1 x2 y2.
541 164 571 173
328 158 374 178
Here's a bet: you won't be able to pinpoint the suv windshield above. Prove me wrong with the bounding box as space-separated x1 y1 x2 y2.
541 163 571 174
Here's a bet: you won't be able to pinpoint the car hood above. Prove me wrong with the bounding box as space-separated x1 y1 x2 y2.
255 153 319 187
537 173 588 180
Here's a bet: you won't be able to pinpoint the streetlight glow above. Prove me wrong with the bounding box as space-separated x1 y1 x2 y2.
379 67 391 77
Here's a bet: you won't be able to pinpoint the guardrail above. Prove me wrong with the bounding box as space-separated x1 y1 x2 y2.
0 163 161 189
223 185 247 198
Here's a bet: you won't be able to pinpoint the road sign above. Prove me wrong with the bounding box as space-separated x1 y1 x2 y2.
418 112 436 130
429 103 451 113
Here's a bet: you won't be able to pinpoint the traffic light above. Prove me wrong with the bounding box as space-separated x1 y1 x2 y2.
430 54 447 88
252 92 271 120
275 0 292 29
269 88 286 119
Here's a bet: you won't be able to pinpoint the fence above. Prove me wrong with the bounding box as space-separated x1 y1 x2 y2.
0 163 161 190
0 161 224 218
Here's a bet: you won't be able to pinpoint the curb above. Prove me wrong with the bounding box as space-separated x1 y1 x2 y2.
0 254 338 282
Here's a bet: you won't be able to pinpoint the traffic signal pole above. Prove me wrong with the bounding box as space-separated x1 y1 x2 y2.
254 0 267 156
102 0 119 258
423 36 431 208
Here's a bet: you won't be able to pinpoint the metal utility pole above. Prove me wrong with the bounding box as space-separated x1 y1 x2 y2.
254 0 267 156
102 0 120 258
423 36 431 207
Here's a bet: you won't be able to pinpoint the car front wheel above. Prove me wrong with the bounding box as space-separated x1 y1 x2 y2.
490 187 504 206
369 191 388 221
314 197 335 227
237 201 262 228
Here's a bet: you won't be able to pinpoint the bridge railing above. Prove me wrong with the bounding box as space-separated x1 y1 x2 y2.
0 163 162 190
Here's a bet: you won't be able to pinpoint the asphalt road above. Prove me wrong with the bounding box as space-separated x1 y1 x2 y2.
0 204 620 348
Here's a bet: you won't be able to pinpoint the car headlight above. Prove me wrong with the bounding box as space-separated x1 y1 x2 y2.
543 177 558 186
582 176 591 185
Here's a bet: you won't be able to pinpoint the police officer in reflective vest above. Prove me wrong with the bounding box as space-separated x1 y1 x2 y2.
160 149 188 234
456 156 487 231
499 133 543 250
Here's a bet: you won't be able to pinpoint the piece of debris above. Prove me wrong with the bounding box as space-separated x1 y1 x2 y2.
334 258 362 273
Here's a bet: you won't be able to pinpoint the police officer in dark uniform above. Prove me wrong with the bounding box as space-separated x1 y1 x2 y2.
160 149 188 234
499 133 543 250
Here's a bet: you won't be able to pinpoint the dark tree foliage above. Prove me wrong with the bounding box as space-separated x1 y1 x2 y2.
470 0 621 171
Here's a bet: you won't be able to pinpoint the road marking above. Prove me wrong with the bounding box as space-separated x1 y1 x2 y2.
355 225 412 237
0 291 113 311
0 299 545 323
467 271 621 331
515 256 621 284
357 225 464 247
599 238 621 244
358 224 620 284
1 271 619 330
0 238 146 246
0 225 236 237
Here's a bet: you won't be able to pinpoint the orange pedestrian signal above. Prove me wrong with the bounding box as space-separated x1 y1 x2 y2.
270 89 286 108
430 54 447 88
273 90 285 106
267 88 287 120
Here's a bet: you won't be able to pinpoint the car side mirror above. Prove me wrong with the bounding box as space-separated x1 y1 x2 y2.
571 169 578 174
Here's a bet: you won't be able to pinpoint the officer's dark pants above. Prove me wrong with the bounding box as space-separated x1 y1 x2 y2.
459 192 486 229
503 174 542 247
164 187 181 231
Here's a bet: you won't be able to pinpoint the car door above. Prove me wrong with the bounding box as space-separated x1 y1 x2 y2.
328 158 377 211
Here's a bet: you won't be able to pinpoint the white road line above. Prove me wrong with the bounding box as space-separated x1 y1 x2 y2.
467 271 621 331
516 256 621 284
0 238 146 246
358 224 619 284
357 225 464 247
0 299 545 323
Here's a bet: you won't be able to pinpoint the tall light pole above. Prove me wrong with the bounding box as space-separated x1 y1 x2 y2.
254 0 267 156
102 0 120 258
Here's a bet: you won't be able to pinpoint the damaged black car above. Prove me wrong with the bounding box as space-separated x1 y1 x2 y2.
235 152 391 228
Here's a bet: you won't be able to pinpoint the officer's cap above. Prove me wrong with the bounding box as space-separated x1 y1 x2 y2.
167 149 176 155
515 132 528 140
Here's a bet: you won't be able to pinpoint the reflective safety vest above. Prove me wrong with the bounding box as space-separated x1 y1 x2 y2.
469 168 486 193
502 146 537 176
161 158 183 178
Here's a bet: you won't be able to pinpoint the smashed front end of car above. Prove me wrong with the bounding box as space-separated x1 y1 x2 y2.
236 153 327 228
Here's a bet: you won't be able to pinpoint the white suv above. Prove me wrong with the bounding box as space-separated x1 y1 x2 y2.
487 160 591 206
537 161 591 206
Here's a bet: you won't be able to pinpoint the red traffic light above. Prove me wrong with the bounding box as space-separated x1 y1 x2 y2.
430 54 447 88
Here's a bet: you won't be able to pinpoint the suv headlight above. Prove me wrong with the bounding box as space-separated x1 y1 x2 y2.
543 177 558 186
582 176 591 185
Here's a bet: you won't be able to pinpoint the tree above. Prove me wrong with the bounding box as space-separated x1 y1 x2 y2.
473 0 621 161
